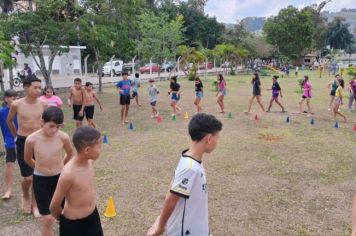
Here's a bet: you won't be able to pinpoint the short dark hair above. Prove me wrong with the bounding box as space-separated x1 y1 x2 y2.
43 85 55 95
122 72 128 76
4 89 18 98
72 126 101 152
188 113 222 141
23 74 41 88
74 78 82 83
135 73 139 78
273 75 279 79
85 82 93 87
42 106 64 124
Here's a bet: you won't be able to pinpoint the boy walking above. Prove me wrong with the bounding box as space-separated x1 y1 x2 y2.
7 74 47 215
148 79 159 118
0 89 18 200
132 72 141 106
68 78 84 128
50 126 104 236
147 113 222 236
80 82 103 128
24 107 73 236
116 72 132 124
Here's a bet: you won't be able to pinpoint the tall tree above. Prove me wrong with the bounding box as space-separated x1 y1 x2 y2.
263 6 315 60
326 17 353 50
0 29 15 90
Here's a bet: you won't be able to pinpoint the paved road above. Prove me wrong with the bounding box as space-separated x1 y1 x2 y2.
4 68 226 91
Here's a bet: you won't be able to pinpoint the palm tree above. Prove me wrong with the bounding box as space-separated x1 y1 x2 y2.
326 17 353 50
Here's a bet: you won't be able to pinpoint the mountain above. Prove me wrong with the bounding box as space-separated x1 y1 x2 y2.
233 9 356 36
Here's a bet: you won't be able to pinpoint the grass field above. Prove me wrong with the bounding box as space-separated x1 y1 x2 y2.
0 70 356 236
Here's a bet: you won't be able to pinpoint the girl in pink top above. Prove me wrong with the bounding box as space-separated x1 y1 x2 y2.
216 74 226 113
299 75 313 114
40 85 63 109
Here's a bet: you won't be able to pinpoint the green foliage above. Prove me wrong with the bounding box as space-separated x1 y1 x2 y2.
0 29 15 68
177 45 205 80
263 6 315 60
326 17 354 50
347 67 356 76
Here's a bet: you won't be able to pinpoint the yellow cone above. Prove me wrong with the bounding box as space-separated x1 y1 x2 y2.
104 196 117 218
184 112 189 119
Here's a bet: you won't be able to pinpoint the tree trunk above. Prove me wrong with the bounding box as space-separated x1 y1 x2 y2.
94 48 102 93
31 46 52 85
9 66 13 89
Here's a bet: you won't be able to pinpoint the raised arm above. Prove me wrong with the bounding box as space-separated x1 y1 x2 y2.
6 102 18 137
50 174 72 220
24 137 36 169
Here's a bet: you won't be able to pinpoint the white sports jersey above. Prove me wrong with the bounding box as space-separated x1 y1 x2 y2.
167 150 209 236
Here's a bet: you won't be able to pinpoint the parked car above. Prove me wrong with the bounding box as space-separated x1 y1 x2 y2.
122 62 140 73
140 63 161 74
161 61 177 72
102 60 123 76
198 62 213 70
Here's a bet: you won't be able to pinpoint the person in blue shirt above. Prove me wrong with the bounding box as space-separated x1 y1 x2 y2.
116 72 132 124
0 89 18 200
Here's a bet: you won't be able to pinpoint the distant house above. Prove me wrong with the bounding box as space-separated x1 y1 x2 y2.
295 54 318 67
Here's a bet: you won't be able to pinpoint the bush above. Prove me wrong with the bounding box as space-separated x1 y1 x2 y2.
347 67 356 76
212 80 218 92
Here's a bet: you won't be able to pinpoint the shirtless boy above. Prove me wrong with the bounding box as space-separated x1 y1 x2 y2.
50 126 103 236
80 82 103 128
7 74 47 215
68 78 84 128
24 107 73 236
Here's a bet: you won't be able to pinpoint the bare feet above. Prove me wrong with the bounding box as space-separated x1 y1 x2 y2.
22 196 31 214
124 120 129 124
32 207 41 218
2 191 12 200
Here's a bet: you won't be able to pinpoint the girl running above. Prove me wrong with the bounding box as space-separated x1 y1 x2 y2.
216 74 226 113
333 79 347 122
246 73 265 113
40 85 63 108
266 75 285 112
299 75 313 115
194 77 203 113
168 76 181 116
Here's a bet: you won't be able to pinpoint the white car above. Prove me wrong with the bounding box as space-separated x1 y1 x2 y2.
102 60 123 76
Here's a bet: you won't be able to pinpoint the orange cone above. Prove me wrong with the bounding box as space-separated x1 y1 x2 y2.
184 112 189 119
104 196 117 218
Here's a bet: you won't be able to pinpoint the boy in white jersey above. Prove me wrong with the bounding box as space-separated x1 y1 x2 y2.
147 113 222 236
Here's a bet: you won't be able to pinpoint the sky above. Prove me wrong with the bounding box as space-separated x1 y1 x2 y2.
204 0 356 23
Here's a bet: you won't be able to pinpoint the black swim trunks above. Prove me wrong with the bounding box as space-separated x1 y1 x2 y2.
120 95 131 105
33 173 60 215
60 207 103 236
16 135 33 177
84 105 95 120
73 104 84 121
5 147 16 163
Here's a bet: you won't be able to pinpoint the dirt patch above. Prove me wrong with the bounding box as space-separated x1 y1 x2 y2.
258 132 283 142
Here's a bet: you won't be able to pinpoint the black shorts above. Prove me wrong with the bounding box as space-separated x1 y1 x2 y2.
33 173 60 215
84 105 95 120
5 147 16 163
302 95 311 99
16 135 33 177
73 105 84 121
330 91 336 96
132 91 138 98
60 207 103 236
120 95 131 105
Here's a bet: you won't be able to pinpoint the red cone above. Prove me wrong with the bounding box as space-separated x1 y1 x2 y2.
353 123 356 132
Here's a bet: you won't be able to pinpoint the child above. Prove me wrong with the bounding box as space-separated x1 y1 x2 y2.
116 72 132 125
327 75 340 111
348 75 356 112
168 76 181 116
68 78 84 128
147 113 222 236
246 73 265 113
148 79 160 118
80 82 103 128
24 107 73 236
40 85 63 108
266 76 285 113
216 74 226 113
50 126 104 236
194 77 203 113
333 79 347 122
0 89 18 200
299 75 313 115
7 74 47 215
131 72 141 106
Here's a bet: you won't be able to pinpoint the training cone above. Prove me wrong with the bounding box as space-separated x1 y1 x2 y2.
286 116 290 123
128 122 134 130
334 122 339 128
103 135 108 144
157 115 163 123
104 196 117 218
310 118 315 125
172 115 176 121
184 112 189 119
228 112 233 119
353 123 356 132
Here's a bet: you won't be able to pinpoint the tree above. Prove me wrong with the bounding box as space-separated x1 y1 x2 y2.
0 29 15 91
0 0 78 85
137 12 184 78
263 6 315 60
213 44 249 74
326 17 354 50
177 45 206 80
